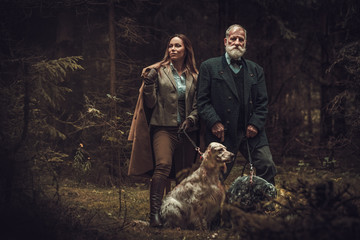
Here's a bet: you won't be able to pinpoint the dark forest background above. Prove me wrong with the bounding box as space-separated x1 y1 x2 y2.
0 0 359 239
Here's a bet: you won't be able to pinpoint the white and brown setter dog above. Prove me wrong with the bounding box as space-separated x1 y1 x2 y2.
160 142 234 229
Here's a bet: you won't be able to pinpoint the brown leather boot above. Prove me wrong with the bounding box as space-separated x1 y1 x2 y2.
149 175 166 227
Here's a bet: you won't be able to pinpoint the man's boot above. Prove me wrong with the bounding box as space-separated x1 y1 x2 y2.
149 175 166 227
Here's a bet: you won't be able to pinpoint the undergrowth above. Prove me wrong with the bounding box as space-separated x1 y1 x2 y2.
2 161 360 240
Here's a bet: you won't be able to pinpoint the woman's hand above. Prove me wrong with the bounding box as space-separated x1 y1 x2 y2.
179 118 194 131
144 68 157 85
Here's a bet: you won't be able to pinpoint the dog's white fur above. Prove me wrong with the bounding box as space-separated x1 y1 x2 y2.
160 142 234 229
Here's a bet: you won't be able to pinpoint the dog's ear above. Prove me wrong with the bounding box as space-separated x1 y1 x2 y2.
222 163 227 174
201 145 211 160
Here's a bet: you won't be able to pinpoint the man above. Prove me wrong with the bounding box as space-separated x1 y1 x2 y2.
197 24 277 185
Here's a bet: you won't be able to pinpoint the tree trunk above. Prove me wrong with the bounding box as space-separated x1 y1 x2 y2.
218 0 229 53
55 8 83 151
55 8 75 57
307 82 313 138
109 0 116 100
319 5 332 143
108 0 118 185
319 4 346 144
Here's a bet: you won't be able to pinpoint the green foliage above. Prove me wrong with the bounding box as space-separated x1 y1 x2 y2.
224 174 360 240
106 93 125 103
31 56 84 108
327 41 360 136
1 56 84 149
73 143 92 182
28 57 85 196
28 56 84 140
76 94 133 185
0 55 85 203
116 17 148 44
31 148 69 180
322 156 336 169
73 144 91 172
296 160 310 172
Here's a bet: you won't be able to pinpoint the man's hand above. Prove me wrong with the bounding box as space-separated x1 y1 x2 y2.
246 124 258 138
143 68 157 85
211 122 225 142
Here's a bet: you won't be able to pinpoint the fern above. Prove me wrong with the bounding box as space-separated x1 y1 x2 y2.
73 143 92 183
31 56 84 109
6 56 86 199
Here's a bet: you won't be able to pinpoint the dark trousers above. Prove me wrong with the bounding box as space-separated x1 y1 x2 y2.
224 141 277 185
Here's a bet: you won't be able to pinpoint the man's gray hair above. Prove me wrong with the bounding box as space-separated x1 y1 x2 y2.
225 24 247 40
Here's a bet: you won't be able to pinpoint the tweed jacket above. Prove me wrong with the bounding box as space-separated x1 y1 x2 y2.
143 65 198 129
197 55 269 154
128 65 198 176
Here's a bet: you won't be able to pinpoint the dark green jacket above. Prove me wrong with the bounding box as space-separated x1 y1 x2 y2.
197 55 269 153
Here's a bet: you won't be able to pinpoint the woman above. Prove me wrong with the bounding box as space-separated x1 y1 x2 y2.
128 34 199 227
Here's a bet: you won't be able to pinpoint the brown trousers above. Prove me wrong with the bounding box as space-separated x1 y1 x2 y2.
152 126 197 180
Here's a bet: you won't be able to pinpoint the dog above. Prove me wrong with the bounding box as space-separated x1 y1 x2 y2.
160 142 234 229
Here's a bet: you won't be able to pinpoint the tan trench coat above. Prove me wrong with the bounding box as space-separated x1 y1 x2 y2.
127 82 154 176
128 66 199 177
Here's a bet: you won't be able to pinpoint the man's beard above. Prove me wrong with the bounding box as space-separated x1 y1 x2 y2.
225 44 246 59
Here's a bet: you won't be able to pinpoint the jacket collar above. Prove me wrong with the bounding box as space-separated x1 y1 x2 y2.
161 65 194 95
219 55 239 100
219 55 252 102
162 65 177 90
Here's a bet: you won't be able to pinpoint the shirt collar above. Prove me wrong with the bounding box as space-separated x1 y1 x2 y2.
170 62 187 76
225 52 242 65
170 62 175 70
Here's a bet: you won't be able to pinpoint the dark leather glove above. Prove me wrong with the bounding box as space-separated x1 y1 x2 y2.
144 68 157 85
179 118 194 131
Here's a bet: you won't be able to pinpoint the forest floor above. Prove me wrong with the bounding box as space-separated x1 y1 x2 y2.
5 157 360 240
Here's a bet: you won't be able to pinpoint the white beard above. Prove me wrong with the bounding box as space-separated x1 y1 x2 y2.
225 44 246 59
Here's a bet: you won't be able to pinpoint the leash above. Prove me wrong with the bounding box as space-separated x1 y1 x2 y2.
246 139 255 185
181 128 203 156
181 128 253 184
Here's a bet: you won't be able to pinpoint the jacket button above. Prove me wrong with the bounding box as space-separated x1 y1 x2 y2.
228 96 232 100
226 120 230 124
227 109 231 113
